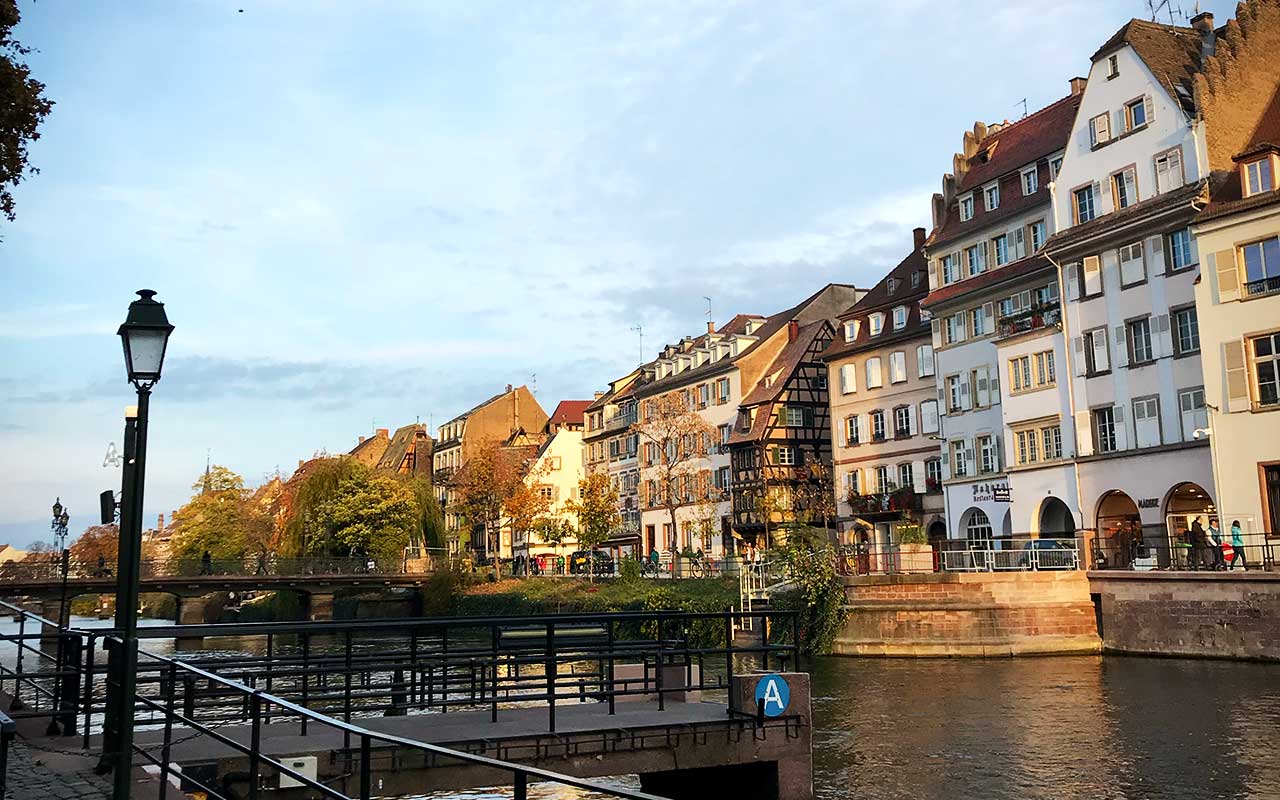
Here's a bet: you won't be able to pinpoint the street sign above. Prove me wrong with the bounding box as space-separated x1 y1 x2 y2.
755 674 791 718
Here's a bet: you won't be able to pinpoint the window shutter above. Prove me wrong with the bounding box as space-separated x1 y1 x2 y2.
1013 227 1026 260
965 446 976 476
1092 329 1110 372
911 460 926 494
1224 340 1250 412
1099 176 1112 212
922 400 939 434
1169 148 1182 183
1143 94 1154 125
1113 325 1129 368
1091 181 1102 215
1148 234 1165 274
993 434 1004 472
976 367 990 407
1154 313 1172 358
1065 264 1079 301
989 366 1000 399
1075 410 1094 457
907 404 918 436
960 377 972 410
981 303 994 335
1113 404 1128 451
1114 108 1127 136
931 319 943 349
937 386 947 416
928 260 938 289
1214 249 1239 303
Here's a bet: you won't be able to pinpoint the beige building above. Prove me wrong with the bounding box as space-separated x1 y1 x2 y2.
1193 99 1280 538
583 372 644 557
514 401 590 563
433 384 548 559
823 229 945 550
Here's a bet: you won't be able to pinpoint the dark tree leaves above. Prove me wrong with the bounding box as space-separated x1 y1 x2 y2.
1 0 54 224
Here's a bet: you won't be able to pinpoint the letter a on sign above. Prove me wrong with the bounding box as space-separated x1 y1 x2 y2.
754 674 790 718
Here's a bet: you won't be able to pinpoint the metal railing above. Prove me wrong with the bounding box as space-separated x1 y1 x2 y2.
1088 531 1277 572
0 554 438 583
1243 275 1280 299
0 709 14 800
997 302 1062 339
835 537 1083 576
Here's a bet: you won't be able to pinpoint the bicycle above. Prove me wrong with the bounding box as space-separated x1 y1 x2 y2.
640 552 663 578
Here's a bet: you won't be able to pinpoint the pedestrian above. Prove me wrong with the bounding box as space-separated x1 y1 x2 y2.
1208 517 1226 570
1229 520 1248 571
200 549 212 575
1189 516 1208 570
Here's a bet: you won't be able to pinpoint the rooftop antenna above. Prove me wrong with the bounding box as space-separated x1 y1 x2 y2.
1015 98 1027 119
630 323 644 364
703 296 713 327
530 373 538 395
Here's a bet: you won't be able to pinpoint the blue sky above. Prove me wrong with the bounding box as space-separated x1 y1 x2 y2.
0 0 1234 546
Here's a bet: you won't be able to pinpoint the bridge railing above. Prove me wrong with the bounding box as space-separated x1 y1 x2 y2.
0 554 440 583
0 599 89 739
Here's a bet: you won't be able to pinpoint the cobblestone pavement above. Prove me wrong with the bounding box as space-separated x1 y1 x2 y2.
5 739 113 800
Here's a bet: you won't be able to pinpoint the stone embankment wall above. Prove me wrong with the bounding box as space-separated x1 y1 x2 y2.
834 571 1101 657
1089 571 1280 661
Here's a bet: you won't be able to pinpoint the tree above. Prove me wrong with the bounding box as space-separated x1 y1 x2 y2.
403 475 447 550
631 393 714 556
450 439 527 558
566 473 619 552
531 518 573 574
795 455 838 544
169 466 252 561
503 462 553 553
308 470 417 561
0 0 53 229
70 524 119 569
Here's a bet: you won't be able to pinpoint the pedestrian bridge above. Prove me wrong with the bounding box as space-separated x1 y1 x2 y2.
0 603 813 800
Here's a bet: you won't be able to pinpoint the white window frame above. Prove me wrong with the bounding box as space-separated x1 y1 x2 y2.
889 351 907 384
1245 158 1275 197
866 357 883 389
869 313 885 336
992 234 1009 266
1112 167 1138 210
959 193 974 222
917 344 935 378
984 182 1000 212
1173 307 1199 355
1030 220 1046 251
1168 228 1195 271
892 306 908 330
1020 167 1038 197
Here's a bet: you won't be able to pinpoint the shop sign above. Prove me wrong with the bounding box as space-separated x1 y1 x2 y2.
972 482 1011 503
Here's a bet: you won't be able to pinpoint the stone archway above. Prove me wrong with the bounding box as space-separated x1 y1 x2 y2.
927 520 947 543
1163 482 1217 568
1096 490 1141 568
1038 497 1077 538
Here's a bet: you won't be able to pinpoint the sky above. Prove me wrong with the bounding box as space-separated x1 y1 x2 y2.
0 0 1235 547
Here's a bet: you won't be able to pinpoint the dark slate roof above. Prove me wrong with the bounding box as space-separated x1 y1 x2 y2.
921 254 1055 309
739 321 831 407
1092 19 1205 114
1044 180 1208 255
929 93 1080 248
375 424 430 473
823 243 930 360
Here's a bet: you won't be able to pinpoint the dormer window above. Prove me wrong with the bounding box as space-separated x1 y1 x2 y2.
892 306 908 331
983 183 999 211
887 277 898 295
869 313 885 336
1021 166 1038 196
959 194 974 222
1050 156 1064 180
1244 158 1275 197
843 320 858 342
911 271 922 288
1107 54 1119 79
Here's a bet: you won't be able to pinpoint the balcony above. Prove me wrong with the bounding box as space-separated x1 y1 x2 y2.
847 487 921 520
605 412 638 432
1244 275 1280 300
997 303 1061 339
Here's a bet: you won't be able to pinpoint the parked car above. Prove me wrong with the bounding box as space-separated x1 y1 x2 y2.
569 549 615 576
1018 539 1078 570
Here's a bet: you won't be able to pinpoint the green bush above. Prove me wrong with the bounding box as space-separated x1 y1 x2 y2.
897 523 927 545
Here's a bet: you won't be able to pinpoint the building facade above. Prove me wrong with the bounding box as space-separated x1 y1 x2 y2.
923 89 1081 544
583 373 644 557
823 229 945 551
513 400 590 563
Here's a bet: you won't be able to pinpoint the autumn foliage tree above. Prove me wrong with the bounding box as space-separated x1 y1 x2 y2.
70 524 119 569
1 0 53 228
169 466 260 561
566 472 619 552
631 392 714 555
450 439 528 557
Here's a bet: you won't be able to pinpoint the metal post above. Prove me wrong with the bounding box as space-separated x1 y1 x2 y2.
514 771 528 800
545 621 556 733
490 625 499 722
606 619 616 716
159 663 176 800
249 693 262 800
11 614 24 711
300 632 310 736
724 611 734 713
359 734 372 800
112 393 148 799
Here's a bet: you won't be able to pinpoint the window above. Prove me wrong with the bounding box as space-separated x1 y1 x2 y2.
1179 387 1207 440
921 399 939 434
945 313 965 344
839 363 856 394
889 351 907 384
959 193 974 222
844 469 860 496
1021 167 1038 196
875 466 891 493
977 435 996 474
1168 228 1195 271
1074 185 1096 223
912 271 922 288
774 446 797 466
719 423 731 449
844 415 860 446
870 313 885 336
1241 237 1280 291
898 463 914 492
984 183 1000 211
1112 167 1137 209
843 320 857 342
871 409 886 441
1015 429 1039 465
965 243 986 276
941 253 959 284
784 406 809 427
947 374 964 412
1030 220 1047 251
892 306 908 330
1042 426 1062 460
887 277 898 295
1173 307 1199 355
969 306 988 337
1244 158 1275 197
716 377 731 404
1085 327 1110 375
1128 318 1154 364
967 509 993 548
1133 397 1161 448
1082 255 1102 296
992 234 1009 266
866 357 883 388
1155 148 1183 193
951 441 968 478
1089 113 1111 147
1106 54 1118 78
1093 407 1118 453
917 344 935 377
698 383 710 408
1050 156 1063 179
1125 97 1147 130
1119 241 1145 286
926 458 943 490
1035 350 1055 386
893 406 911 438
1253 332 1280 408
537 485 554 501
1010 355 1032 392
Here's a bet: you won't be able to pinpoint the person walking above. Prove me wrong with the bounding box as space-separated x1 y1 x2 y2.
1207 517 1226 570
1189 517 1208 570
1229 520 1248 571
200 549 212 575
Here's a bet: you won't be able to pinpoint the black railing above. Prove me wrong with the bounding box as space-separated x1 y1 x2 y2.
1088 530 1277 571
1244 275 1280 299
997 303 1061 338
0 709 14 799
0 555 435 583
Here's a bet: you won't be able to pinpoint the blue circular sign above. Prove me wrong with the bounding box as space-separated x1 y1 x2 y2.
754 674 790 718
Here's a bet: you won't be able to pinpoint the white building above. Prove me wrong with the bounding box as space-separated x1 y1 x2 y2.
922 88 1081 544
1044 16 1219 564
514 401 590 563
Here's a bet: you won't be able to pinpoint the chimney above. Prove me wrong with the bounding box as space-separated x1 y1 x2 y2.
707 320 715 334
298 459 304 469
1190 12 1215 58
912 227 926 249
157 513 165 530
1069 76 1087 96
506 383 513 393
594 391 605 399
358 435 366 444
376 428 388 437
787 319 799 342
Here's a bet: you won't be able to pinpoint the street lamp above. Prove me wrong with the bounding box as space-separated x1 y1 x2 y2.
105 290 173 797
48 499 71 735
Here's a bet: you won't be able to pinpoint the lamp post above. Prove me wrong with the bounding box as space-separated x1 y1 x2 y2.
47 499 71 736
106 290 173 798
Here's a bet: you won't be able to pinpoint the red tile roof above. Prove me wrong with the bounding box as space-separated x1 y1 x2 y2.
549 400 591 427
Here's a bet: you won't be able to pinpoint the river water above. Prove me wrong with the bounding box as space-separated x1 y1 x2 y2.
6 617 1280 799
